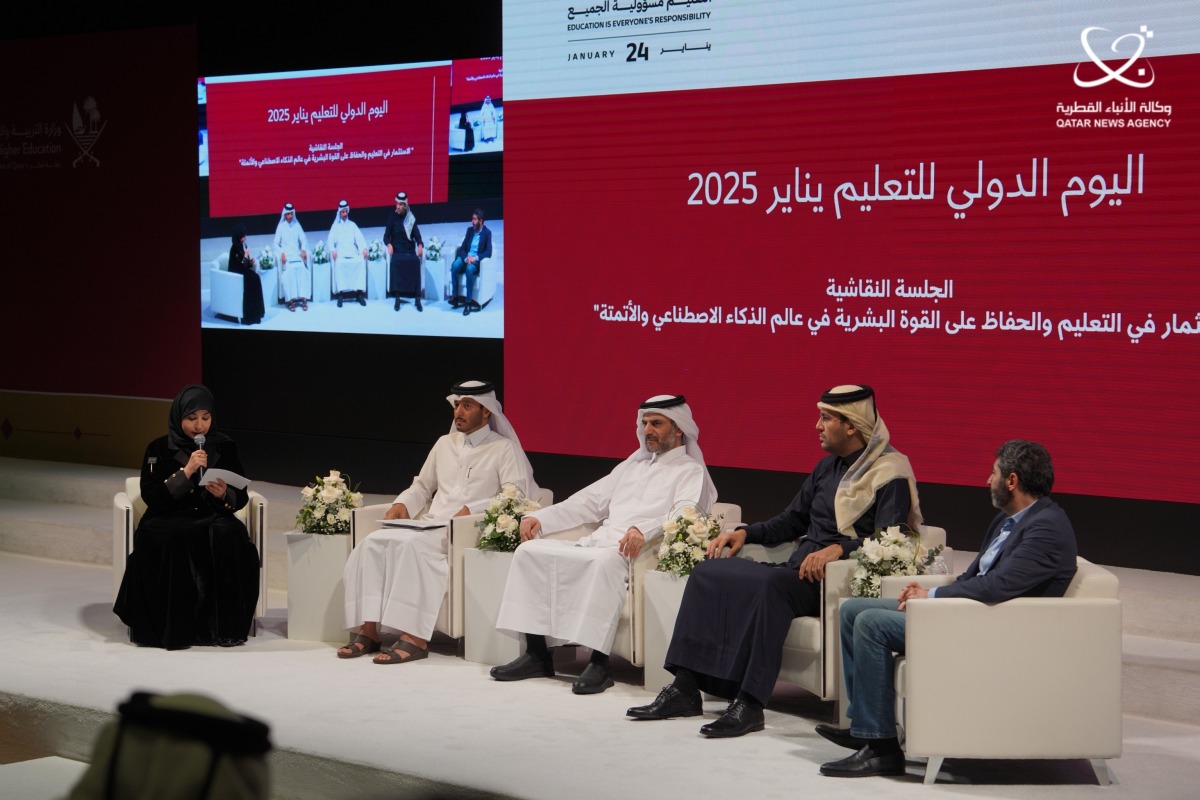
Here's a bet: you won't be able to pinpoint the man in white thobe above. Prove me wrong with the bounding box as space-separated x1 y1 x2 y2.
491 394 717 694
273 202 310 310
329 199 368 307
339 380 537 664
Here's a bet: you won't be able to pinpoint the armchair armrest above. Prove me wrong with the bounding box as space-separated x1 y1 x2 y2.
112 491 134 601
881 572 955 599
351 502 392 548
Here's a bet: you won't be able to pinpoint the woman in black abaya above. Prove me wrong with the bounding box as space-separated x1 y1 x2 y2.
228 224 265 324
114 384 260 649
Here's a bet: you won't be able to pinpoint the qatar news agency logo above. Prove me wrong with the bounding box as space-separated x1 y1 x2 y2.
1074 25 1155 89
1057 24 1172 130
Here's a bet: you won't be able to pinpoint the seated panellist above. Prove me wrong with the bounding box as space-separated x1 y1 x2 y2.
339 380 537 664
329 199 368 307
491 394 718 694
628 384 922 738
449 208 492 316
817 440 1077 778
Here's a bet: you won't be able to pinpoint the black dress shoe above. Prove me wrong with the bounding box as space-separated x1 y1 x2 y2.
819 743 906 778
357 293 366 306
415 297 423 312
463 304 471 317
450 295 464 308
337 297 343 308
815 723 868 751
393 296 401 311
490 652 554 681
571 662 614 695
627 685 703 720
215 637 245 648
699 698 765 738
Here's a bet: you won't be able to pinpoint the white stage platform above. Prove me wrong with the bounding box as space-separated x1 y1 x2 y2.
3 552 1200 800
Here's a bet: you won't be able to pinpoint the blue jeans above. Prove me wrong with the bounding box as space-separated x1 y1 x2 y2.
450 256 479 301
840 597 906 740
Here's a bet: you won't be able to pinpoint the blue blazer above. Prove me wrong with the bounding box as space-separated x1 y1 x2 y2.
456 224 492 261
936 496 1077 604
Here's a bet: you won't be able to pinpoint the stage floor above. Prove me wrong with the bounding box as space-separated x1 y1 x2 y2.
2 552 1198 800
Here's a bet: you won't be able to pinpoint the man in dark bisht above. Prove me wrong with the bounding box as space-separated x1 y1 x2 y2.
627 384 922 737
383 190 424 312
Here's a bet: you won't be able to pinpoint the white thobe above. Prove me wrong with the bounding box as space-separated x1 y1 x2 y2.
495 446 705 653
274 220 310 300
329 219 367 295
343 427 526 638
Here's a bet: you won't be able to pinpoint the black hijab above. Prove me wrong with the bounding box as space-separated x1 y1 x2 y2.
166 384 229 454
231 224 247 248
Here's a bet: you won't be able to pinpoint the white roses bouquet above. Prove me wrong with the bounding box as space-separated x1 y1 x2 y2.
425 235 444 262
476 484 542 552
312 240 330 265
257 246 275 270
296 470 363 535
367 239 385 261
655 504 724 577
851 524 943 598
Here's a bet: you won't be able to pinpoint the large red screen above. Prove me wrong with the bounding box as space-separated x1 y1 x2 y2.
504 55 1199 504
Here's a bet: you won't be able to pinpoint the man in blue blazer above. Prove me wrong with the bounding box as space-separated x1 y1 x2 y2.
818 440 1077 778
449 209 493 316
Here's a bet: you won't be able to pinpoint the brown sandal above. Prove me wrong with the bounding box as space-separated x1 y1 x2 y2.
373 639 429 665
337 634 381 659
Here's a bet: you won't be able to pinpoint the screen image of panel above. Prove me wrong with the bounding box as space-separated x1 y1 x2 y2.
199 59 505 339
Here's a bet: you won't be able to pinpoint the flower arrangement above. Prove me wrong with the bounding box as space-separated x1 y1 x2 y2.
476 484 542 552
296 470 363 535
425 235 444 262
851 525 944 598
367 239 385 261
312 240 330 265
655 504 724 577
257 246 275 270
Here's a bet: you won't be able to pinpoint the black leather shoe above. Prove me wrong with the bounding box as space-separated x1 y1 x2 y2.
463 304 471 317
699 698 765 738
490 652 554 681
815 723 868 751
450 295 465 308
571 662 614 695
415 297 423 312
819 743 906 778
393 297 401 311
337 297 343 308
627 685 703 719
356 294 366 306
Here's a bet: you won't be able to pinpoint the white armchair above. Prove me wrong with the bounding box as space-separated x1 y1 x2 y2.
740 525 948 725
545 502 742 668
889 557 1121 785
350 487 555 641
112 477 268 629
209 252 247 322
443 246 498 309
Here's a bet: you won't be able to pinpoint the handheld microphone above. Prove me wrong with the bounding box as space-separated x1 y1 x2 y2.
194 435 206 482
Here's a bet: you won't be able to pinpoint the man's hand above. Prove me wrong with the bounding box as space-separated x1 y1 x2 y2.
797 543 842 582
387 243 394 256
618 527 645 559
897 581 929 611
452 506 471 518
519 516 542 542
384 503 410 520
706 527 746 559
280 251 288 265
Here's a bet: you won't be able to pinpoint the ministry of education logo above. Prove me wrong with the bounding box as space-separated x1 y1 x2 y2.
69 96 106 167
1074 25 1155 89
